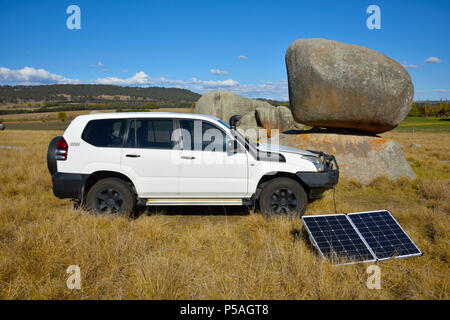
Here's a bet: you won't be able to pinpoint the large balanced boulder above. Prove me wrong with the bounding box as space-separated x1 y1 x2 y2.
286 39 414 134
195 91 271 125
277 132 415 184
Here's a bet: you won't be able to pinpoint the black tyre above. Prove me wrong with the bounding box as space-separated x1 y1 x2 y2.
86 178 136 217
47 136 62 176
259 177 307 218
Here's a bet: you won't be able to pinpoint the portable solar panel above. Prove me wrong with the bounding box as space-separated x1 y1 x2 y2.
302 210 422 265
347 210 422 260
301 214 376 264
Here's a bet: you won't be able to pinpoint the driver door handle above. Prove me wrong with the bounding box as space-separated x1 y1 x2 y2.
181 156 195 160
126 154 141 158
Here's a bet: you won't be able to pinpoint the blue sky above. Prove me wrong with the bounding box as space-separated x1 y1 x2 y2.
0 0 449 101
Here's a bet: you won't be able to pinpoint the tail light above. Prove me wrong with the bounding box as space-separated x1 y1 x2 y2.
56 137 68 160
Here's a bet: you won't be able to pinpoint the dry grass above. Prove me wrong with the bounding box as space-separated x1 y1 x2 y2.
0 130 449 299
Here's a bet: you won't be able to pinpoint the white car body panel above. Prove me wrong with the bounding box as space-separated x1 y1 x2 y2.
57 112 320 199
178 149 248 197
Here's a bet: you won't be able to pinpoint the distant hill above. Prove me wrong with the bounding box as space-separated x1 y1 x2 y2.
0 84 201 107
256 98 289 106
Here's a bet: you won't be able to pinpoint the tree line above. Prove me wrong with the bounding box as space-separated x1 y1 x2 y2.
408 101 449 117
0 84 201 105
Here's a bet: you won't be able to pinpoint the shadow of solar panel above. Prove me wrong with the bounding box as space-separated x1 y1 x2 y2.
302 214 376 264
347 210 422 260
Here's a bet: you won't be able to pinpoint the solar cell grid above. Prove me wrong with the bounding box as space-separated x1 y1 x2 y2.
302 215 376 264
302 210 422 264
347 211 421 260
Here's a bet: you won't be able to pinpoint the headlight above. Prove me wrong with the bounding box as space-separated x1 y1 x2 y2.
302 155 323 171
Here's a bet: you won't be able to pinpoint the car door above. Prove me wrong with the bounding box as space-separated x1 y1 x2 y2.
120 118 181 197
177 119 248 197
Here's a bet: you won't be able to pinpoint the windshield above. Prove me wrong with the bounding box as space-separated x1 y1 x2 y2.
233 128 258 150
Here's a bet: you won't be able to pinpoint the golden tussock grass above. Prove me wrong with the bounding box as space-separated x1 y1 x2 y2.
0 130 449 299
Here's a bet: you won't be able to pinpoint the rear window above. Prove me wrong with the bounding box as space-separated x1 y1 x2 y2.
81 119 127 148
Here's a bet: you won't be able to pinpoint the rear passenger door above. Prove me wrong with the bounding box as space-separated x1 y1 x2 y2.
120 118 181 197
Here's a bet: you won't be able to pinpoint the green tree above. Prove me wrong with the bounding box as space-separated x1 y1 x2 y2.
58 112 67 122
141 102 159 109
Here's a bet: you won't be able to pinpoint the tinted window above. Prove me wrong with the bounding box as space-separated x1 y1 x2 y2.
82 119 126 148
126 119 175 149
179 119 228 152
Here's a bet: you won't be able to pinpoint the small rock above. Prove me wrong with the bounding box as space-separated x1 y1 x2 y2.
195 91 271 124
0 145 22 150
256 105 296 132
239 112 258 127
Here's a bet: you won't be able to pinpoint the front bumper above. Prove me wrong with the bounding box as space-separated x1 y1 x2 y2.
52 172 88 199
296 152 339 199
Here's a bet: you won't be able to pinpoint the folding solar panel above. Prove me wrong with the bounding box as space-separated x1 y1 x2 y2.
347 210 422 260
301 214 376 264
302 210 422 265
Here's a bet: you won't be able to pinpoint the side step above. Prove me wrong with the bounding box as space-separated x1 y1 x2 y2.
144 198 244 206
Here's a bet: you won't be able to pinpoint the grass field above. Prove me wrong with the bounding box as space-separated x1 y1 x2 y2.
0 128 449 299
0 108 193 131
395 117 450 132
2 112 448 132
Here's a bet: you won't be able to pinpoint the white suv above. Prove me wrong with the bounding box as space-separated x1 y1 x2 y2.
47 112 338 217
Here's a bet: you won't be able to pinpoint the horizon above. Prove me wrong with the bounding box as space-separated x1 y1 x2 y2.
0 0 449 101
1 83 449 103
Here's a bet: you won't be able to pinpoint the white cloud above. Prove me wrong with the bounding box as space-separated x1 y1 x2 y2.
424 57 442 64
415 90 425 93
94 72 238 88
98 61 104 67
210 69 229 76
226 79 288 100
190 77 238 87
401 62 419 69
0 67 288 100
238 55 248 60
0 67 79 85
434 89 450 93
93 71 152 85
92 72 288 100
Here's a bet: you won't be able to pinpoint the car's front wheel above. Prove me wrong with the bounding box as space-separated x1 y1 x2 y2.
259 177 307 218
86 178 136 217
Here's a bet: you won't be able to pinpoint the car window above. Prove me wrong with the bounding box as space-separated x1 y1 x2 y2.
82 119 127 148
179 119 228 152
126 119 175 149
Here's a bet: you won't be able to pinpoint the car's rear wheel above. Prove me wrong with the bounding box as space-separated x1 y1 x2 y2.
47 136 62 176
259 177 307 218
86 178 136 217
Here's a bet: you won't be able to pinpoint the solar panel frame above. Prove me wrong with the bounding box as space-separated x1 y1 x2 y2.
301 214 377 265
347 210 422 260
